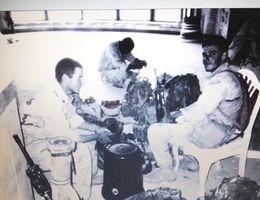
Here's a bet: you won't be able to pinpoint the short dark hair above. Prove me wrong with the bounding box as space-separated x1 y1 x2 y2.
120 37 135 53
202 34 229 52
55 57 82 83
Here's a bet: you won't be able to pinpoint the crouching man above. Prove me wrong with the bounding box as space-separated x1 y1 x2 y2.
99 37 147 88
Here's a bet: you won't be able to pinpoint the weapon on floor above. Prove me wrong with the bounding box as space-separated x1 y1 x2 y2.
13 134 52 200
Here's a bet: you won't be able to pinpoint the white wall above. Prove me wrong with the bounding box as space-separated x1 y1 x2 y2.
0 99 33 200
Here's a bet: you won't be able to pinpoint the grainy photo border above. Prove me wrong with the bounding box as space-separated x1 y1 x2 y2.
0 1 260 200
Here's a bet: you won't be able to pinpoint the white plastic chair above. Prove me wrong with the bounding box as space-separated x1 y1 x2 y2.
178 68 260 198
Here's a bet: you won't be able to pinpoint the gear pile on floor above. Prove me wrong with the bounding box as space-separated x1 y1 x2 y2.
125 187 187 200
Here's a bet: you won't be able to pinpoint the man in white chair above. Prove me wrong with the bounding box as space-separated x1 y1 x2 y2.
145 35 248 183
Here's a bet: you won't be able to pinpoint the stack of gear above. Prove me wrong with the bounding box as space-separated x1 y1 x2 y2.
208 176 259 200
120 78 155 146
124 187 187 200
121 78 154 121
164 73 201 116
101 100 121 117
120 78 156 173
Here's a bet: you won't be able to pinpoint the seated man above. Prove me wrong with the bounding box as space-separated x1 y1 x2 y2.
20 57 113 199
98 37 147 88
145 35 247 183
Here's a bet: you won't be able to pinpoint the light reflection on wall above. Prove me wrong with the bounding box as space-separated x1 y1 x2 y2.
11 9 182 23
154 9 181 22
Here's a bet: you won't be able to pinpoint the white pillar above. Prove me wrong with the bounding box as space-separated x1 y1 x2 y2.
47 137 80 200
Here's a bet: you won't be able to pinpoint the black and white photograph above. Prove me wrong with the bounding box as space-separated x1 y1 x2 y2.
0 4 260 200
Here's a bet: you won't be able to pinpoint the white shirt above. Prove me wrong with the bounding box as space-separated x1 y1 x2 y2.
177 63 243 129
21 80 84 144
99 41 136 72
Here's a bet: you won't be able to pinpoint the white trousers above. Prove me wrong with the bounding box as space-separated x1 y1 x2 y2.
147 123 193 169
100 68 127 85
147 121 228 169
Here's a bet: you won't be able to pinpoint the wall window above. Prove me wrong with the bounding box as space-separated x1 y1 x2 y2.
11 11 45 21
119 9 151 21
83 10 117 20
47 10 82 21
11 9 182 23
154 9 181 22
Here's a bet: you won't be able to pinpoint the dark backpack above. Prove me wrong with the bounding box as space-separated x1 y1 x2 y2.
208 176 260 200
164 73 201 114
224 70 251 134
235 72 251 133
124 187 187 200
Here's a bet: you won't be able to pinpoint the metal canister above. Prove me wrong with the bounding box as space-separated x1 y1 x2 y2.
47 137 79 200
102 143 144 200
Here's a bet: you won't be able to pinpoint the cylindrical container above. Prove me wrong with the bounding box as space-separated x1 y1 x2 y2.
102 143 144 200
47 136 79 200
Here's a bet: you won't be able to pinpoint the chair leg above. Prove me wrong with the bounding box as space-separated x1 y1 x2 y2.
173 146 180 172
198 161 211 198
238 153 247 176
215 160 221 171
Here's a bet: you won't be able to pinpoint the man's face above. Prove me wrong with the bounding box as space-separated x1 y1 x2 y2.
67 67 84 93
202 45 223 72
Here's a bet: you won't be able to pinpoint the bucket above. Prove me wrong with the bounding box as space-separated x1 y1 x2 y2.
102 143 144 200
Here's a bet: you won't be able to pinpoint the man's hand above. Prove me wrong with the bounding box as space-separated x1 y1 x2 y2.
169 111 182 119
140 60 147 67
175 115 190 124
133 58 147 67
96 129 113 143
127 63 143 71
126 58 147 71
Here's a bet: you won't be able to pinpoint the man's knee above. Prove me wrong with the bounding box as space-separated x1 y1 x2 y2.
147 123 162 143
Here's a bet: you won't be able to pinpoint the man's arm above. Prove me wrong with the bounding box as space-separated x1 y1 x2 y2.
78 133 98 143
125 52 136 63
106 44 129 70
78 130 112 144
76 122 113 144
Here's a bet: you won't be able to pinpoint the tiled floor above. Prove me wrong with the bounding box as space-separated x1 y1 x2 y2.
1 31 260 200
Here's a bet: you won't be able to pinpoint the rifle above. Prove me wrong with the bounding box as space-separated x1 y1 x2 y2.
13 134 52 200
154 69 165 122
